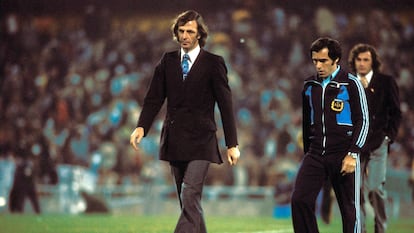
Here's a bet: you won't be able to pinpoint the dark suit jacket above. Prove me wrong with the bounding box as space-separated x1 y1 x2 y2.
137 49 238 164
363 72 401 152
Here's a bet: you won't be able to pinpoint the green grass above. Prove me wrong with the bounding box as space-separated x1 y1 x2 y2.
0 214 412 233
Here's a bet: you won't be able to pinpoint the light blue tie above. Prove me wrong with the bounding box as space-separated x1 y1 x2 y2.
181 53 190 79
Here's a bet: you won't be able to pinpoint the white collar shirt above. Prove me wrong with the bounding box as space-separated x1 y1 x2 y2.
358 70 373 84
181 45 200 72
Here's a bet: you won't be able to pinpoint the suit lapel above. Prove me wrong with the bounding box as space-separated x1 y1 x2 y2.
173 50 185 82
186 49 204 79
367 72 378 94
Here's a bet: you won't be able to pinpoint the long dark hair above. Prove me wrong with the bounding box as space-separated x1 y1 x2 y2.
171 10 208 47
348 43 382 73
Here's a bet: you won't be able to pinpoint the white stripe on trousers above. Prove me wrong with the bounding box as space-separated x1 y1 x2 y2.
354 157 361 233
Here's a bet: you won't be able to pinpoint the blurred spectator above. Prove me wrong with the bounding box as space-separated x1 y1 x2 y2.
0 2 413 191
9 148 41 214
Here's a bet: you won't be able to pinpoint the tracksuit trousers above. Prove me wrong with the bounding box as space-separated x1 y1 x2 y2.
291 152 361 233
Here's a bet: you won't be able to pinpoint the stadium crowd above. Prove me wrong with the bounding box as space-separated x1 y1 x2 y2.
1 2 413 193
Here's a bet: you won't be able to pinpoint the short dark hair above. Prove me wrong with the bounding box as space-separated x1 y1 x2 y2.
172 10 208 47
348 43 382 73
310 37 342 62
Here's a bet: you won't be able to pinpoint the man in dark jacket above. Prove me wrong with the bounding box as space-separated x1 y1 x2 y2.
9 146 41 214
130 10 240 233
291 37 369 233
348 43 401 233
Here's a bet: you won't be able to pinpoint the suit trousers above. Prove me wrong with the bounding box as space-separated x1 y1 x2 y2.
361 138 389 233
291 152 361 233
170 160 210 233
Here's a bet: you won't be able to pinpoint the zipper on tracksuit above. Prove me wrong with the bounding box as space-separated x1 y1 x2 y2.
321 83 327 156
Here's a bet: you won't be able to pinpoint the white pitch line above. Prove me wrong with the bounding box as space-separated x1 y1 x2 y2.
222 229 293 233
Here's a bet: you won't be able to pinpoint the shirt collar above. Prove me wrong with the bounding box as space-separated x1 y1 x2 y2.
358 70 373 83
321 65 340 87
331 65 340 79
181 45 201 63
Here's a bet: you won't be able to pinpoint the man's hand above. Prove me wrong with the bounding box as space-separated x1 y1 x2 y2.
340 154 356 175
227 146 240 165
130 127 144 151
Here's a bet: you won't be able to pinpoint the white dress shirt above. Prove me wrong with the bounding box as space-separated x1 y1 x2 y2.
181 45 201 72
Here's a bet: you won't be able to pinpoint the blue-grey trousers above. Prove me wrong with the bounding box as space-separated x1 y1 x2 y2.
361 137 389 233
170 160 210 233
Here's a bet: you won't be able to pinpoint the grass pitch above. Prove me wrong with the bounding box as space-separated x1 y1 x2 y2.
0 214 412 233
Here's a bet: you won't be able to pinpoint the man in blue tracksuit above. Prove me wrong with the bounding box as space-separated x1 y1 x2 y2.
291 37 369 233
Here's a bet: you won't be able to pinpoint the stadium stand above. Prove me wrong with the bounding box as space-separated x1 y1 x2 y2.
1 0 413 217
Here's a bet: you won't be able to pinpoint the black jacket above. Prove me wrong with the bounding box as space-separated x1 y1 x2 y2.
302 68 369 157
363 72 401 152
137 49 238 163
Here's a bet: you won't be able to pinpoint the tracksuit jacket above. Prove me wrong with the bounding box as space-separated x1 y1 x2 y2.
302 68 369 156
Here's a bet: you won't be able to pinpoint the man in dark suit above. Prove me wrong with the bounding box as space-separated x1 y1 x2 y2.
130 10 240 233
348 43 402 233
